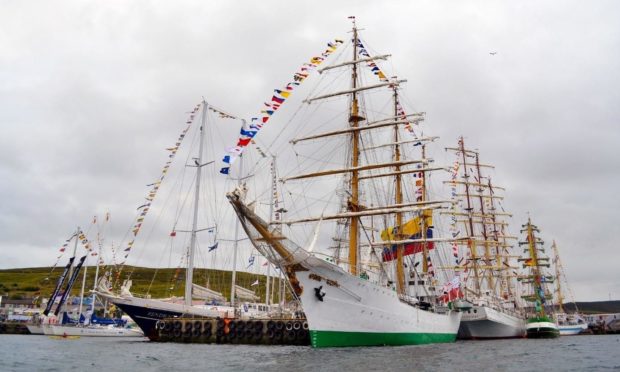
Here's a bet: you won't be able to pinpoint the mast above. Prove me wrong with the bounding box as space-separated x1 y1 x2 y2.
60 227 80 317
78 263 88 322
184 100 208 306
551 240 564 313
348 22 361 276
473 152 495 295
525 218 546 317
230 123 245 308
392 85 405 294
68 227 80 281
266 156 277 305
420 145 430 274
91 230 103 320
459 138 481 294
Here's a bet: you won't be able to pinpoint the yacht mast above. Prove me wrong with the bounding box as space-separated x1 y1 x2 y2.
185 100 208 306
230 125 245 308
266 156 277 305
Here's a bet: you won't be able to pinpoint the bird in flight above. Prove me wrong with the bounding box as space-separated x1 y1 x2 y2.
490 51 497 55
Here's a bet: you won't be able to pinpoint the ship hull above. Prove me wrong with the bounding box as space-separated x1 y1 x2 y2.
296 268 461 348
558 323 588 336
458 305 526 339
526 321 560 338
48 324 144 337
26 325 44 335
96 292 221 341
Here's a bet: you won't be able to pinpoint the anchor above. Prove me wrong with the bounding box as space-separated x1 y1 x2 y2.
314 286 326 302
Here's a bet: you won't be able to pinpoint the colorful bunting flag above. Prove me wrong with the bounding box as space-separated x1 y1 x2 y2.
219 38 344 175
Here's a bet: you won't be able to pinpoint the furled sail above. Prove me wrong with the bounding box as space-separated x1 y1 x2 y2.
192 283 226 302
234 285 260 302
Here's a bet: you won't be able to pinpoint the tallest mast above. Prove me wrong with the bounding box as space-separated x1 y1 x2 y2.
348 19 362 276
185 99 207 306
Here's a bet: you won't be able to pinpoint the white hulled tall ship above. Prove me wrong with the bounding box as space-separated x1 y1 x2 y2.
226 20 462 348
445 138 526 339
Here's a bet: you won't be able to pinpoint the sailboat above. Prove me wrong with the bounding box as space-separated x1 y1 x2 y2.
37 227 143 337
550 241 587 335
226 21 462 348
518 218 560 338
96 100 277 340
445 138 526 339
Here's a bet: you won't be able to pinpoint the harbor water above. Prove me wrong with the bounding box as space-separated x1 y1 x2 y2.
1 334 618 371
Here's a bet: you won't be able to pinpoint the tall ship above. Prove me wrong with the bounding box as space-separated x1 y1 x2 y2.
518 218 560 338
445 138 526 339
226 20 463 348
550 240 588 335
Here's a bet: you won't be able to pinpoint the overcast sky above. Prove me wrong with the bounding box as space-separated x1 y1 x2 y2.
1 1 618 301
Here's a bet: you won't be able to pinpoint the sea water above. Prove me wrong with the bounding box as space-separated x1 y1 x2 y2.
1 334 618 371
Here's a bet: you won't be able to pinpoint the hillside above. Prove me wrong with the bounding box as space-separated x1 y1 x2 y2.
0 266 284 304
563 301 620 314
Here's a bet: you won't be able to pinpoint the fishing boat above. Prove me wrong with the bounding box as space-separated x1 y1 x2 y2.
518 218 559 338
445 138 526 339
96 100 284 340
550 241 588 335
225 20 463 348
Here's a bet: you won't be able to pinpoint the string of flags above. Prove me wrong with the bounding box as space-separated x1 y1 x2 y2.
209 106 238 120
120 102 202 265
356 40 388 81
219 38 345 175
357 40 421 139
449 154 461 265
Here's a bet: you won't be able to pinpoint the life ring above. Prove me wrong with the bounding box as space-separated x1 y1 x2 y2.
245 329 254 339
155 320 165 330
275 321 284 331
296 329 308 340
285 330 296 341
236 321 245 332
267 320 275 330
293 321 301 330
285 321 293 331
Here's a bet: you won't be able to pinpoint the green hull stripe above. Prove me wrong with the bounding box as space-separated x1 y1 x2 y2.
310 330 457 348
